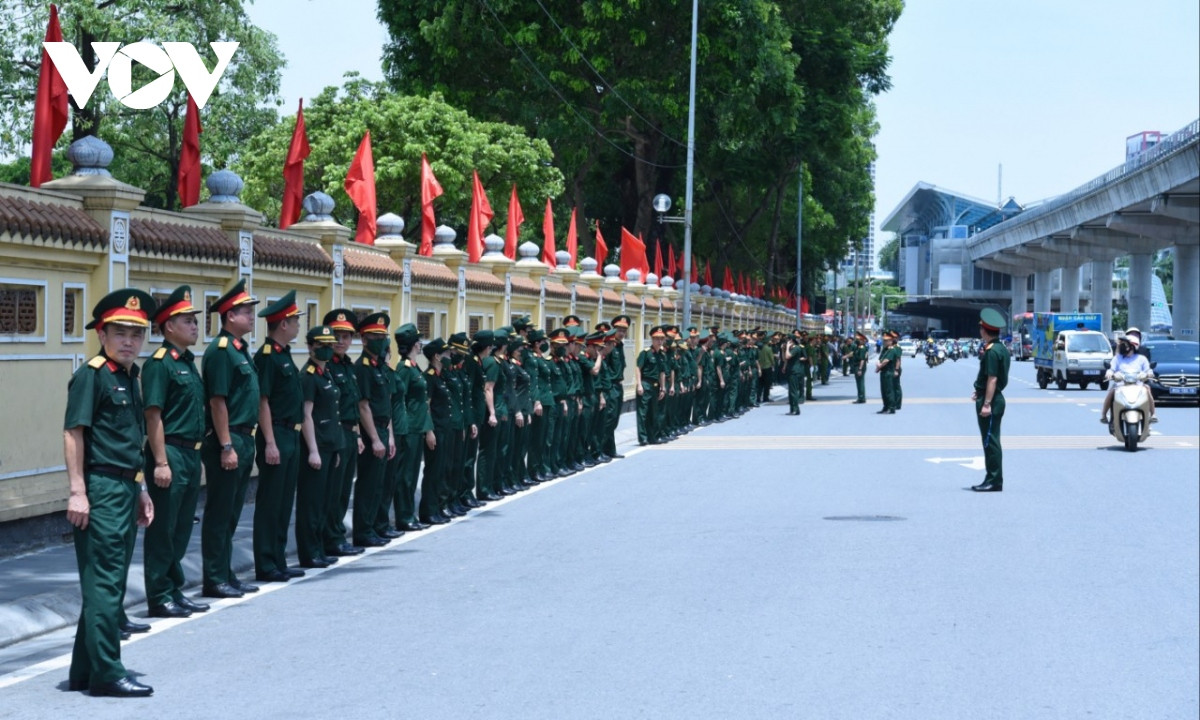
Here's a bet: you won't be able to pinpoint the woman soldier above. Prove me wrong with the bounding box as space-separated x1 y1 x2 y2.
419 338 452 525
296 325 342 568
391 324 429 532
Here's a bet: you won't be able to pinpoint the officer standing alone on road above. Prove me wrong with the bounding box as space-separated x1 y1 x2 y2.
972 308 1011 493
64 288 157 697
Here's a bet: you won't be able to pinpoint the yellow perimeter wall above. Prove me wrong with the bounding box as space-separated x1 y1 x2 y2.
0 173 795 523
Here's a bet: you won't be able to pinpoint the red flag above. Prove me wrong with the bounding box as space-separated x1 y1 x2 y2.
467 170 494 262
505 184 524 260
279 99 309 229
723 266 734 292
420 153 443 256
619 228 647 281
31 4 68 188
639 233 650 279
704 260 713 288
177 94 203 208
653 240 664 281
542 198 556 268
689 254 698 285
800 296 810 314
667 244 677 280
565 207 578 268
344 132 376 244
594 226 608 268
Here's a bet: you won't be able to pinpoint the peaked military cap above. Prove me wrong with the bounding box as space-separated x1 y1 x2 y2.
980 308 1006 332
528 329 546 343
448 332 471 352
209 278 258 315
422 337 447 359
258 290 304 323
512 315 533 332
394 322 419 347
472 329 495 346
493 327 511 346
323 308 357 333
357 312 390 335
611 315 632 329
87 288 156 330
563 314 583 327
595 321 612 333
649 326 667 339
152 285 201 327
549 328 571 344
307 325 336 344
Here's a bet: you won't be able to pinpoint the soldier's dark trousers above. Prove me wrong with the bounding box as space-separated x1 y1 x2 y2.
543 403 561 475
69 472 138 688
325 424 358 552
603 386 622 456
201 430 255 586
296 446 336 564
760 369 773 402
462 432 480 502
395 432 422 524
788 373 805 414
855 371 866 402
976 395 1004 486
377 440 403 536
353 423 388 544
477 421 500 496
420 428 447 520
144 444 201 606
636 387 656 444
880 372 895 411
254 427 300 574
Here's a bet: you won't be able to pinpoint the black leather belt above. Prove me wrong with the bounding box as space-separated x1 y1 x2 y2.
229 424 255 436
88 464 140 481
164 436 203 450
341 421 358 430
273 420 302 432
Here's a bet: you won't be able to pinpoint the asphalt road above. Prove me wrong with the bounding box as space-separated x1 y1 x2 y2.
1 356 1196 719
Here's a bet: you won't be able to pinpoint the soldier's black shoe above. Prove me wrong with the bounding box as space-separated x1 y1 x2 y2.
229 577 259 593
582 459 597 468
201 583 244 599
399 522 428 532
353 536 388 547
464 497 484 508
611 453 626 459
876 409 889 414
176 596 210 613
300 558 331 569
147 602 192 619
483 492 503 501
119 620 150 634
382 528 405 538
90 676 153 697
283 568 306 578
120 631 132 641
971 482 1003 492
255 570 291 583
68 679 88 691
329 543 365 556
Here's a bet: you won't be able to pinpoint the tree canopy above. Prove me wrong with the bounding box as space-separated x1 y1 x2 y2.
378 0 902 297
235 77 564 237
0 0 284 209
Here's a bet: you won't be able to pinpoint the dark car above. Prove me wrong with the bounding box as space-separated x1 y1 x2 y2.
1143 341 1200 404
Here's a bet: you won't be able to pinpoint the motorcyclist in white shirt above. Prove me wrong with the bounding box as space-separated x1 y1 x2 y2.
1100 332 1156 424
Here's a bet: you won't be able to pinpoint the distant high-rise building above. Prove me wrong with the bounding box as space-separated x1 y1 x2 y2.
841 160 875 274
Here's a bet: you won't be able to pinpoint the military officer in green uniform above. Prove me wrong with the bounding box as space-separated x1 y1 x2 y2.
420 338 453 523
785 331 808 415
851 332 868 404
142 286 208 619
353 313 395 546
321 309 365 557
201 279 261 599
890 331 904 410
253 291 305 583
875 332 897 414
602 315 631 459
65 288 157 697
636 326 667 444
296 325 342 567
972 309 1011 492
393 323 430 530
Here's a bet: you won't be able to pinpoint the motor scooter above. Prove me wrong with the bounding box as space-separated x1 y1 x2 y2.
1106 369 1153 451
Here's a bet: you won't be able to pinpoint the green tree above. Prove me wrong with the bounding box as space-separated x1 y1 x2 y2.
377 0 901 295
877 233 900 280
0 0 284 209
235 78 564 237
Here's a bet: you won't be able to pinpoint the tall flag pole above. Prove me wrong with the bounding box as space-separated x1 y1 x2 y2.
177 94 203 208
541 198 556 268
504 184 524 260
419 153 443 256
344 131 377 244
467 170 494 262
279 99 309 229
31 4 68 188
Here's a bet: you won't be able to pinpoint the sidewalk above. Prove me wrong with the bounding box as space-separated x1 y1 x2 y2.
0 409 651 649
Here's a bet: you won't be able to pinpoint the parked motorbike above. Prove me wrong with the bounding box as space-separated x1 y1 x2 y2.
1107 370 1153 451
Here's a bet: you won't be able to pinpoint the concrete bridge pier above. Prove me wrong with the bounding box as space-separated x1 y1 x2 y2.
1011 273 1029 318
1127 252 1154 333
1060 264 1081 313
1090 259 1114 336
1174 244 1199 341
1034 270 1053 313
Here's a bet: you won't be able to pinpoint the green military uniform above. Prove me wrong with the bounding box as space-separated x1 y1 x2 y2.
476 331 504 498
252 292 305 579
461 332 488 501
201 280 260 596
508 337 534 483
891 332 904 409
602 316 631 457
636 327 667 444
852 333 868 403
296 326 342 566
322 309 364 556
66 289 157 694
876 336 897 413
353 313 393 546
441 338 468 513
786 336 808 415
421 338 453 523
141 286 205 614
973 309 1011 492
527 330 554 478
393 323 429 530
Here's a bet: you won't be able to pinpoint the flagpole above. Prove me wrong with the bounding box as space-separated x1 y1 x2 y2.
681 0 699 328
796 162 803 331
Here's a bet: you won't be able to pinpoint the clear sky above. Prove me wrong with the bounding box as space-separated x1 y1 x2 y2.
247 0 1200 265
